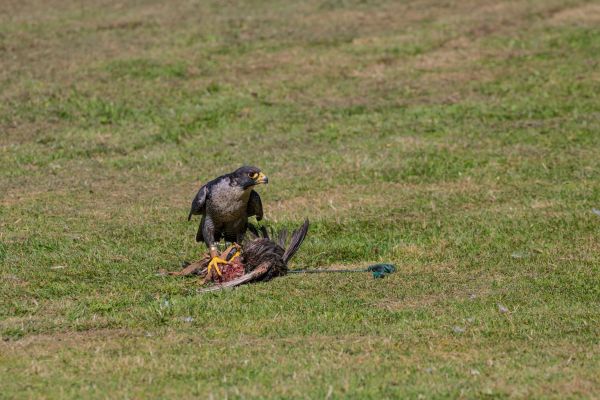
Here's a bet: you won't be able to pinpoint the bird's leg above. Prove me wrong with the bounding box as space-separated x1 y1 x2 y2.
206 244 228 279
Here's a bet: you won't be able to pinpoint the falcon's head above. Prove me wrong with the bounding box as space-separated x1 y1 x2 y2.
231 166 268 189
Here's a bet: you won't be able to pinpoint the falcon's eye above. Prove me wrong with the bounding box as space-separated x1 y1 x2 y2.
249 172 259 179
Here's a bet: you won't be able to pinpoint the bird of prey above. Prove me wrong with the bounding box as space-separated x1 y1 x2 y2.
188 166 268 276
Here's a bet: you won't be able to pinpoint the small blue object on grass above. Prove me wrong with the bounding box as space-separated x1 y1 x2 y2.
367 264 396 278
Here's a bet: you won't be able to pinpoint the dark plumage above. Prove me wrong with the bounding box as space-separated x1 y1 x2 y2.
165 219 310 292
188 166 268 249
242 218 310 281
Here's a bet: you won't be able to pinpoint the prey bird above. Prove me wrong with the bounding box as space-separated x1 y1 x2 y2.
188 166 268 277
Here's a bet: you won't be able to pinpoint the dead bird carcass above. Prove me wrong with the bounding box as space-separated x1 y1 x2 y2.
166 219 309 292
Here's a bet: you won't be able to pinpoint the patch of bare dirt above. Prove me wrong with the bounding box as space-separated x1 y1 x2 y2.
414 36 484 70
550 3 600 25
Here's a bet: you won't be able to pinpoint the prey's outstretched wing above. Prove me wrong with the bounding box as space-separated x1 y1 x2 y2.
188 185 207 221
283 218 309 263
247 190 263 221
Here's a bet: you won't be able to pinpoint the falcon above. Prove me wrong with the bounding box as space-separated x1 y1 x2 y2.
188 166 268 276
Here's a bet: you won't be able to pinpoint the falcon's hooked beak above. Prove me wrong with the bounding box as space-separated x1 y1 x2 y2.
255 172 268 185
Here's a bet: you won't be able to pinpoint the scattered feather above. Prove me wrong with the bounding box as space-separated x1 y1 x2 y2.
325 385 333 399
452 326 465 334
511 252 529 259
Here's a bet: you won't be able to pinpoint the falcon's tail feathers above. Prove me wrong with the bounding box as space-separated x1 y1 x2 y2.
260 225 269 239
282 219 309 264
246 223 260 238
246 223 269 240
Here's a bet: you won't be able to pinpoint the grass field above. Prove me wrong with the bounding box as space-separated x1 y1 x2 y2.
1 0 600 398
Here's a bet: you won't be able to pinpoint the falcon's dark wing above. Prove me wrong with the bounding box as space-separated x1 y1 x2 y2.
188 185 208 221
247 190 263 221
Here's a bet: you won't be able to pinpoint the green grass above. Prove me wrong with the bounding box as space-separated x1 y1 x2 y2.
1 0 600 398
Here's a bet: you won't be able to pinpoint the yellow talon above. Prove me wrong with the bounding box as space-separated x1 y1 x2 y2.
207 256 228 276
